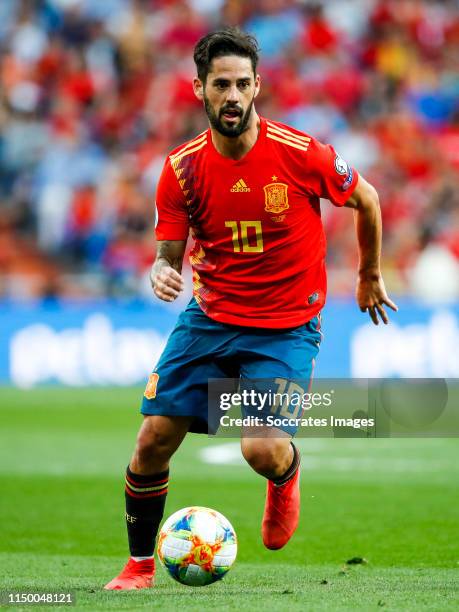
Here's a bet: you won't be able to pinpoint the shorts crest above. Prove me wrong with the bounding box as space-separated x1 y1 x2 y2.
144 373 159 400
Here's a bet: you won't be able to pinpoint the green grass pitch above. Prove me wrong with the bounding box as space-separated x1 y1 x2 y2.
0 388 458 611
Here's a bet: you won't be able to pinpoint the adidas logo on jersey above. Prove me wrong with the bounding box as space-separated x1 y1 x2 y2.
230 179 251 192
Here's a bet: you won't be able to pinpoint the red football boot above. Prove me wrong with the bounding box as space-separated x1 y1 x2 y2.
104 557 155 590
262 464 301 550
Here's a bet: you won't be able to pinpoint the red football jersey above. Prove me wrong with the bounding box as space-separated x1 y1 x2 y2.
155 117 358 328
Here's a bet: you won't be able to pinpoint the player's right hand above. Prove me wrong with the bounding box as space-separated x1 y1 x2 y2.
152 266 184 302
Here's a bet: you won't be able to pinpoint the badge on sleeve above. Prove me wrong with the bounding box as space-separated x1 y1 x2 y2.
334 154 354 191
334 154 349 176
342 167 354 191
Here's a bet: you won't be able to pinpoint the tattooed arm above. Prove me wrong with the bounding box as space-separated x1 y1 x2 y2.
150 240 186 302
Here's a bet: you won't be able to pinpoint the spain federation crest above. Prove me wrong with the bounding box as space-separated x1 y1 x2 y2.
263 182 289 214
144 373 159 400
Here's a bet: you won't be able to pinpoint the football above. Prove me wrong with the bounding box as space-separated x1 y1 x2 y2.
157 506 237 586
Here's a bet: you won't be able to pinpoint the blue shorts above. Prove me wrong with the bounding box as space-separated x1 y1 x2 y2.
141 298 322 434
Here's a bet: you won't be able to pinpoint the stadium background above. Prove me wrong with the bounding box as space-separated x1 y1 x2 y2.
0 0 458 386
1 1 459 609
0 0 459 387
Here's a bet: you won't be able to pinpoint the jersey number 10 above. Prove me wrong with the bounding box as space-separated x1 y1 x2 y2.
225 221 264 253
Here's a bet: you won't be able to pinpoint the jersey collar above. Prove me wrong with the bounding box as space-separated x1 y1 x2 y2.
207 116 267 165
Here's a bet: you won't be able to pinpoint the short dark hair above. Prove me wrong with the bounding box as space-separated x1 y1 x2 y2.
193 27 260 83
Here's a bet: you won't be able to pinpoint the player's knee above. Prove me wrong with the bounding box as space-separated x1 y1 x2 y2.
241 438 287 475
134 423 175 464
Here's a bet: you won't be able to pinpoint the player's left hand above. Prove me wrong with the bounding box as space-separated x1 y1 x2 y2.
356 274 398 325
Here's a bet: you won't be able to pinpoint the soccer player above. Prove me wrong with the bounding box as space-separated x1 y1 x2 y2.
105 28 397 590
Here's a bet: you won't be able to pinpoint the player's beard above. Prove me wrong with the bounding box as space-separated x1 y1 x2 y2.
204 94 254 138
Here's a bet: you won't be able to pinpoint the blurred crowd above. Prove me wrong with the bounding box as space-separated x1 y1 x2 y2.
0 0 458 301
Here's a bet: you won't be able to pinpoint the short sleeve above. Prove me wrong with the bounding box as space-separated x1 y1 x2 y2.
306 139 359 207
155 158 190 241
